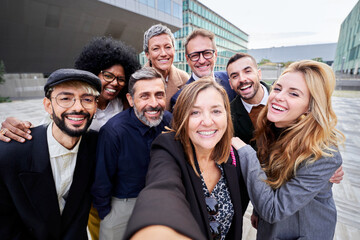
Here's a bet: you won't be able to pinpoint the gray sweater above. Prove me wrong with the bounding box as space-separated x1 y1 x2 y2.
237 145 342 240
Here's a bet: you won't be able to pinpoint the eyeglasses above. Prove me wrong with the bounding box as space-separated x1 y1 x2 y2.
205 197 221 240
52 93 97 109
101 71 126 85
187 49 215 62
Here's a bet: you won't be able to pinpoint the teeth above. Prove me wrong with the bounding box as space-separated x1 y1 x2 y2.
198 130 216 136
272 104 286 111
106 88 116 93
146 111 158 115
240 85 251 90
68 117 84 121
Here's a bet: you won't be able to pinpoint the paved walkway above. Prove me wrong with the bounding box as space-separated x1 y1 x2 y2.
0 93 359 240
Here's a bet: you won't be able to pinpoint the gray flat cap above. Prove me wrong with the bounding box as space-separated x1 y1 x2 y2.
44 68 102 93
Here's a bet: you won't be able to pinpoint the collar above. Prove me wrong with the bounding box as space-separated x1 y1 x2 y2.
192 72 215 81
241 84 269 113
47 123 81 158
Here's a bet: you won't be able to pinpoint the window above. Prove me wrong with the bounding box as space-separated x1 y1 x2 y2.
158 0 171 14
158 0 171 15
139 0 155 8
173 2 182 19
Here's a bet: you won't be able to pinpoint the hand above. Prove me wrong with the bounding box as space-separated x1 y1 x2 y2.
131 225 191 240
0 117 33 143
251 213 258 229
329 166 344 184
231 137 246 150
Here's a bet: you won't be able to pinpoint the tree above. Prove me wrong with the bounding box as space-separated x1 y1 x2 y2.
0 60 5 85
259 58 271 65
0 60 10 102
312 57 323 62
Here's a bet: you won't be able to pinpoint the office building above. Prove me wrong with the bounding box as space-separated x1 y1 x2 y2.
249 43 337 66
0 0 183 73
333 1 360 75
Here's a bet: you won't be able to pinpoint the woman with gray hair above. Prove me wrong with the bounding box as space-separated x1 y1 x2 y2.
144 24 189 110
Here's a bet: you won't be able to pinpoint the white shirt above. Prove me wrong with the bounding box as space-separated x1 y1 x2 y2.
192 72 215 81
89 97 123 131
241 84 269 113
47 123 81 214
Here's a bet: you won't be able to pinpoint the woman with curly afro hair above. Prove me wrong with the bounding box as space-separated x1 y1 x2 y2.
75 36 140 240
75 36 141 131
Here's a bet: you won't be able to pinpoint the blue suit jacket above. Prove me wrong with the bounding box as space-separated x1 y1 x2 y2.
170 71 236 111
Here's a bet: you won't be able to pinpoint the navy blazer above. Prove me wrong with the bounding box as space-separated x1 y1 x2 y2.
0 125 98 240
124 132 249 240
170 71 237 111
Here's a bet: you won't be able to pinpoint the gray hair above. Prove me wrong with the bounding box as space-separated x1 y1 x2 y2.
128 67 166 96
143 24 175 53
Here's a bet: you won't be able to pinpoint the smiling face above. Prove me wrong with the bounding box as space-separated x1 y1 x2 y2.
186 35 217 78
145 33 174 76
126 78 166 127
98 64 125 104
44 84 97 137
267 71 310 128
187 87 227 155
227 57 263 105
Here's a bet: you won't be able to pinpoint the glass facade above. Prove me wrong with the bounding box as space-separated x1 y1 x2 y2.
138 0 182 19
139 0 155 8
174 0 248 73
333 1 360 75
139 0 248 73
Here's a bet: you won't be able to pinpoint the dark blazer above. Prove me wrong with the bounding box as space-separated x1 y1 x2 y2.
124 132 249 240
170 71 237 110
0 125 98 240
230 81 270 149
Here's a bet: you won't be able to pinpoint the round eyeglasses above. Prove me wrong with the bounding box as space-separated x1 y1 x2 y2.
101 71 126 85
187 49 215 62
52 93 97 109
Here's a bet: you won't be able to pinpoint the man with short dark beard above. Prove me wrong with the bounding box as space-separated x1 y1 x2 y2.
91 67 172 240
0 68 101 239
227 53 270 149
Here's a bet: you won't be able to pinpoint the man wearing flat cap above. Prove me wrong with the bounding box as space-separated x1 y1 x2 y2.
0 69 101 239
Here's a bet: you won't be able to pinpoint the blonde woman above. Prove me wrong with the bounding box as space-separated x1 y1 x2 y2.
232 60 345 240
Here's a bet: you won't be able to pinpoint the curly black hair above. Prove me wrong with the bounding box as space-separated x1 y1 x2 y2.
74 36 141 99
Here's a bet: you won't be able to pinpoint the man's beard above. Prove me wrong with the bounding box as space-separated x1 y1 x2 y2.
133 105 164 127
52 111 92 137
237 81 260 100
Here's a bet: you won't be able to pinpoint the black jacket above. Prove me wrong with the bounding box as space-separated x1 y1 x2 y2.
124 132 249 240
0 125 98 240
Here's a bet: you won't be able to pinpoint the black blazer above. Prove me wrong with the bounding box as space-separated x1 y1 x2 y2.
230 81 271 149
0 125 98 240
124 132 248 240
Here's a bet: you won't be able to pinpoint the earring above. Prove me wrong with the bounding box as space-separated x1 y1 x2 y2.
298 113 307 121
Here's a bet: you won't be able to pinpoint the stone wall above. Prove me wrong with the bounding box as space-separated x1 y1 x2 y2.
0 74 47 99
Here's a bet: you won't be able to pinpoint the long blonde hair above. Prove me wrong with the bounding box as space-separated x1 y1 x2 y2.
172 78 234 176
255 60 345 189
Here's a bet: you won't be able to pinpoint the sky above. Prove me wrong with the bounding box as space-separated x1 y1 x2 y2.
198 0 359 49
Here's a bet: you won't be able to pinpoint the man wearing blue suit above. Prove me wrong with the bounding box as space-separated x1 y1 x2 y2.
170 29 236 110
